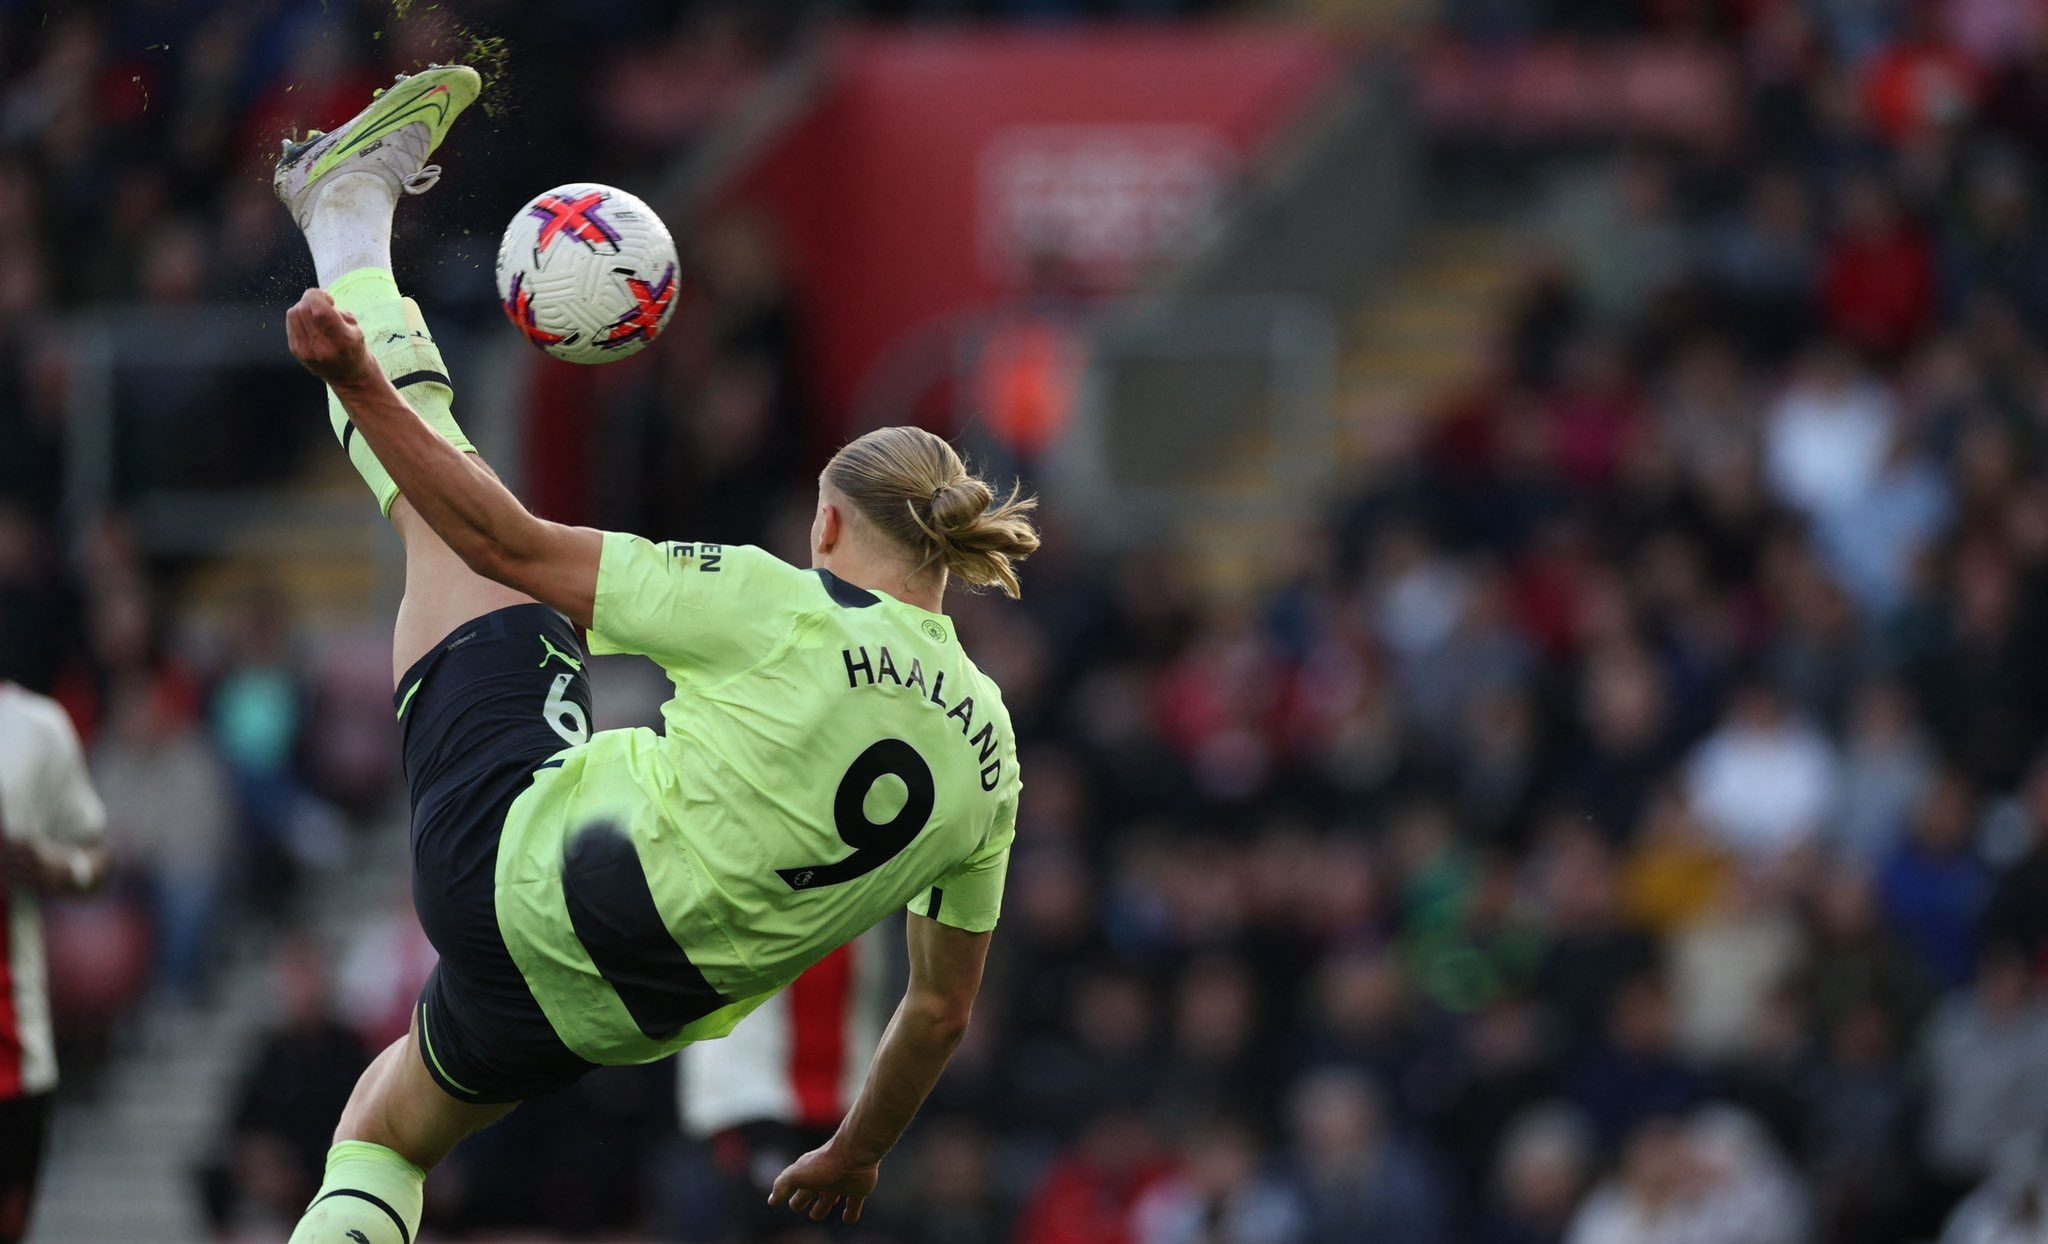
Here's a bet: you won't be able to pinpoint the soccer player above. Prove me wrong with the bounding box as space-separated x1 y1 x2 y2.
271 66 1035 1242
0 679 108 1244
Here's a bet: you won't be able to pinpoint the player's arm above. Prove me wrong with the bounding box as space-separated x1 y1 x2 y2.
769 914 991 1225
285 288 601 626
4 703 108 895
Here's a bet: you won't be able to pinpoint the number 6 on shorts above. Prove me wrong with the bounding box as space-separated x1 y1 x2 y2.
543 672 589 746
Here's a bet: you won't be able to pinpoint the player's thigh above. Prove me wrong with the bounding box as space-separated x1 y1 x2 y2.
389 498 537 687
337 1023 515 1171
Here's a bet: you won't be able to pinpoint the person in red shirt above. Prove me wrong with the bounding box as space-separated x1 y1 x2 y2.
1017 1110 1178 1244
1820 176 1936 360
1864 16 1985 145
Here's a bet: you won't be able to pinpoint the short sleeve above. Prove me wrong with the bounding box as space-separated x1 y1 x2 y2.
908 793 1016 934
587 534 814 679
38 702 104 847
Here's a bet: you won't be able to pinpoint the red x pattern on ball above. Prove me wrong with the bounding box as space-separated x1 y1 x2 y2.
528 191 621 255
502 273 566 347
599 265 677 349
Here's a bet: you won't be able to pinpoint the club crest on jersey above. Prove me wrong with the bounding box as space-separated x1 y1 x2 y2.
528 190 623 261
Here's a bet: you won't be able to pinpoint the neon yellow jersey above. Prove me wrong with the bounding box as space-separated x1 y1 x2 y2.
494 533 1019 1066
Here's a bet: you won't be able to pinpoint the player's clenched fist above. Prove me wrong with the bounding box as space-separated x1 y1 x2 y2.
285 287 373 389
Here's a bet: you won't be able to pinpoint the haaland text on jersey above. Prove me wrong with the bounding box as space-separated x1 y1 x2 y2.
840 645 1005 792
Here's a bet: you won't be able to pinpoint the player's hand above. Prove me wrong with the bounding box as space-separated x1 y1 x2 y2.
767 1141 880 1224
0 841 67 892
285 288 373 389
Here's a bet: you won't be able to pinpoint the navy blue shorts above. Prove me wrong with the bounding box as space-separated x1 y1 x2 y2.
396 603 599 1104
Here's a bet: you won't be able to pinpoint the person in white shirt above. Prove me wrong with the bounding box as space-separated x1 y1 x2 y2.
1684 683 1840 862
677 930 891 1239
0 680 107 1244
1764 344 1897 523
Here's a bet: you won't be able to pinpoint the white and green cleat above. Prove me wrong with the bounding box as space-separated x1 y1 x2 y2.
272 64 481 228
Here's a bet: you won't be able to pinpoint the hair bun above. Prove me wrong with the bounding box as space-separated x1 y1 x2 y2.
927 477 993 538
822 425 1041 598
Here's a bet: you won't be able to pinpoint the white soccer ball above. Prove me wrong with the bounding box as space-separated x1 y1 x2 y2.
494 183 680 364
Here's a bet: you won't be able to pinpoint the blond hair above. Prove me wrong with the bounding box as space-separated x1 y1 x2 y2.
824 426 1040 598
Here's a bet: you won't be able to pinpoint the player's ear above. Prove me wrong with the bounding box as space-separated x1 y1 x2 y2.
813 497 841 560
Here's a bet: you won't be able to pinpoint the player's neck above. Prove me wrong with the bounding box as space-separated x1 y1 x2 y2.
819 554 946 614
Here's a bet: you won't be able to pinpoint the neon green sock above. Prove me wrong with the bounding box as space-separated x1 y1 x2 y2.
326 267 477 517
287 1140 426 1244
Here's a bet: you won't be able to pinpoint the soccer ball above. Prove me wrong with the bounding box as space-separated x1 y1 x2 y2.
495 183 680 364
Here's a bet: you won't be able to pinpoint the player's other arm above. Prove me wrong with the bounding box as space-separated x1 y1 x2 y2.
769 914 991 1224
285 288 600 626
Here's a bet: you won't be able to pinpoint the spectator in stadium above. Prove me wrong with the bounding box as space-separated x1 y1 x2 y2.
1802 864 1931 1036
1818 175 1938 358
1478 1105 1594 1244
1665 872 1806 1063
1876 770 1994 988
1562 1115 1696 1244
1922 944 2048 1195
1531 825 1656 1059
208 586 344 919
1937 1136 2048 1244
1682 683 1839 862
91 674 234 999
1569 973 1702 1149
1704 171 1819 364
1563 641 1679 842
335 887 438 1055
1155 954 1282 1132
1284 1068 1442 1244
1129 1118 1303 1244
1803 1000 1920 1244
1007 967 1164 1138
1547 150 1689 326
874 1117 1006 1244
1813 433 1950 620
198 941 368 1238
1830 682 1938 865
1686 1107 1810 1244
1763 343 1898 522
1015 1109 1175 1244
1980 753 2048 963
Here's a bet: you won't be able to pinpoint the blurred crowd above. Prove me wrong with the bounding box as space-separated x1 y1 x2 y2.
784 0 2048 1239
11 1 2048 1243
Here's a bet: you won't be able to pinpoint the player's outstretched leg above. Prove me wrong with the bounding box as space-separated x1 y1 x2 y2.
274 64 481 519
275 64 539 683
273 71 559 1244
